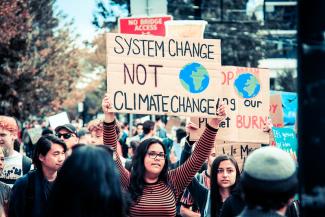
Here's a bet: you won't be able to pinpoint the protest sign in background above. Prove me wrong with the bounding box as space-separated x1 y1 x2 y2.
215 142 261 171
119 16 172 36
106 33 222 117
272 127 297 158
189 66 270 144
48 112 70 129
271 91 297 126
270 94 284 127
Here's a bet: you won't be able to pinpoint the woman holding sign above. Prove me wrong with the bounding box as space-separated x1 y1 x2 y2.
102 94 226 217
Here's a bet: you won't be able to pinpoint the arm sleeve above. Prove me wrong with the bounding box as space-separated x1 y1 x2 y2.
103 120 130 190
168 124 218 199
187 177 209 212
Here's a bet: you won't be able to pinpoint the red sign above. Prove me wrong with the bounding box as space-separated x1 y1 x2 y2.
119 16 172 36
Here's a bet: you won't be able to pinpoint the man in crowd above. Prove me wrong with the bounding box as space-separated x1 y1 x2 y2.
9 135 67 217
54 123 79 151
0 116 32 186
141 120 157 141
238 146 298 217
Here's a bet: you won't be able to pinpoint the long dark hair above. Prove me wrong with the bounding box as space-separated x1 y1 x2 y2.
46 145 126 217
129 138 169 202
210 155 241 217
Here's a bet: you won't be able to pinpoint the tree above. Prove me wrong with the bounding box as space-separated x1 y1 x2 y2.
0 0 81 121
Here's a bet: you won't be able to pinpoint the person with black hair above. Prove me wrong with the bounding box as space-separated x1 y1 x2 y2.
102 94 226 216
238 146 298 217
185 155 241 217
9 135 67 217
46 144 127 217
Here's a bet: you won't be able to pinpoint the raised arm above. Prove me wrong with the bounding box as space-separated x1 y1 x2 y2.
102 94 130 189
168 104 226 198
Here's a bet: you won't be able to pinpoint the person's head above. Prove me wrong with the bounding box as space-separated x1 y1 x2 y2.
47 145 126 217
241 146 298 212
207 148 217 173
142 120 155 136
129 138 168 201
77 128 91 144
0 147 5 173
135 123 143 136
33 135 67 173
128 140 140 158
210 155 241 217
87 119 104 145
175 127 186 144
55 124 79 149
42 128 53 136
0 116 18 156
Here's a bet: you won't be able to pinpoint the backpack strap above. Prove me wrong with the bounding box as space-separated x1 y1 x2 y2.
22 156 32 175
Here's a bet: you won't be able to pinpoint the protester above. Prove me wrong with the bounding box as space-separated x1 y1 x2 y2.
77 128 91 144
141 120 157 141
102 94 226 216
0 116 32 186
0 147 10 217
185 155 240 217
180 148 217 217
155 116 167 139
46 144 126 217
54 124 79 151
87 119 104 145
9 135 67 217
237 146 298 217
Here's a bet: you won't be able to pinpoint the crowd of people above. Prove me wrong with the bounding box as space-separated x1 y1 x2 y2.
0 94 301 217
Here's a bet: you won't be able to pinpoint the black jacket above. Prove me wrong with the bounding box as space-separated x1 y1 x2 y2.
9 170 52 217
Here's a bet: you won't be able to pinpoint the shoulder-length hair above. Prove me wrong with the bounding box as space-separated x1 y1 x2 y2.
210 155 241 217
33 135 67 171
129 138 169 202
46 145 126 217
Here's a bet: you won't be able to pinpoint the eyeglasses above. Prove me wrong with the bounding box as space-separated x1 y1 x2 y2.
147 151 165 160
56 133 73 139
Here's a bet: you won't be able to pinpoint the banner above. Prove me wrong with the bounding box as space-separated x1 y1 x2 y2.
189 66 270 143
106 33 222 117
272 127 297 158
215 142 261 171
270 94 284 127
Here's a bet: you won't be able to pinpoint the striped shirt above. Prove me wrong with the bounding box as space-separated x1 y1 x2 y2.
104 120 218 217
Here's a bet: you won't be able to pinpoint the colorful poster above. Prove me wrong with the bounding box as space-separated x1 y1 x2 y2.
270 94 284 127
272 127 298 157
189 66 270 144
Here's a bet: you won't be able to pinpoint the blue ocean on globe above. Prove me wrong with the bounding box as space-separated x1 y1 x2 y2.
179 62 210 94
234 73 261 98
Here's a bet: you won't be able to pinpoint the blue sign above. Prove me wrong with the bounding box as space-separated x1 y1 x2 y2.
272 127 297 155
271 91 297 126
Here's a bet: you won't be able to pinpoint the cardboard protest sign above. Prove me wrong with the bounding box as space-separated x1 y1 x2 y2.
189 66 270 143
48 112 70 130
215 142 262 171
27 127 43 144
106 33 222 117
272 127 297 157
165 116 181 134
270 94 284 127
271 91 297 126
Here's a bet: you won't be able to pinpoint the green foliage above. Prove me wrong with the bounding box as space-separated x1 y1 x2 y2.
0 0 80 121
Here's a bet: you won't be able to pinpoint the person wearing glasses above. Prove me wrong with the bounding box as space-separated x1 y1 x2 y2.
102 94 226 217
54 124 79 150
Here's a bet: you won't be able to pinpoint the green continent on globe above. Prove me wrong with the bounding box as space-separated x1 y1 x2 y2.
190 65 207 91
244 75 259 96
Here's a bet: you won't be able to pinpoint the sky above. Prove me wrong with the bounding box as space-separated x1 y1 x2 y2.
55 0 99 46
